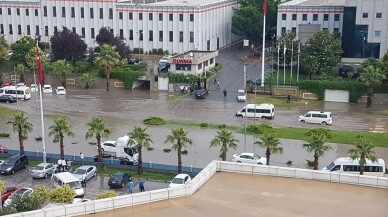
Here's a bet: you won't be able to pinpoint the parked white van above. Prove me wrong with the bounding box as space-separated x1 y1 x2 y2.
321 157 386 176
52 172 84 198
298 111 332 125
236 103 275 119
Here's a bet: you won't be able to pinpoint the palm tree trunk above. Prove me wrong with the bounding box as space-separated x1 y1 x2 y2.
137 146 143 175
62 72 66 88
360 165 364 175
222 143 226 161
266 148 271 165
366 87 373 108
313 153 319 170
60 137 64 160
97 136 103 167
178 146 182 173
18 131 24 154
105 68 110 92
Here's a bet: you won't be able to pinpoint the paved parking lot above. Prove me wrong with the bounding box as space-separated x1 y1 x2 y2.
0 167 169 200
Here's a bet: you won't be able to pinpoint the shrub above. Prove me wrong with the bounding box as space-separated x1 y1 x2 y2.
307 128 333 139
132 48 144 54
0 180 5 193
181 150 188 155
218 124 227 129
247 123 273 134
200 122 209 128
107 67 145 90
35 136 42 142
49 185 76 204
0 132 10 138
214 63 223 72
143 116 167 125
11 193 44 212
73 61 90 74
306 159 315 167
0 206 17 215
127 63 146 71
286 160 293 166
32 186 50 206
162 72 198 84
96 190 118 199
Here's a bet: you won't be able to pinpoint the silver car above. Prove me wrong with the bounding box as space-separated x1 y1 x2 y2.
30 163 54 179
73 165 97 183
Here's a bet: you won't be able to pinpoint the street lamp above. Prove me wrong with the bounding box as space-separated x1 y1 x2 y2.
136 31 143 61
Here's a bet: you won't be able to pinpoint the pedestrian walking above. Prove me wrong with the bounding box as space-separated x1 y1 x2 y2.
217 80 220 90
128 179 134 194
287 94 291 103
214 78 217 85
139 179 145 192
57 158 62 172
52 162 57 178
67 159 72 172
80 152 84 165
61 158 67 172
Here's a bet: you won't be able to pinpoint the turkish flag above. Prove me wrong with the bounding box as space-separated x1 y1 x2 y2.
263 0 267 17
36 48 44 85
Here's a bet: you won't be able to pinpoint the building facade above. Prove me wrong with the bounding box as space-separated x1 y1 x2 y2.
0 0 239 54
168 50 218 76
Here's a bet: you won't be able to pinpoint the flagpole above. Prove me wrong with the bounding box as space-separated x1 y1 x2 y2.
283 43 286 85
277 43 280 86
297 42 300 83
261 2 266 87
291 41 293 85
36 44 47 163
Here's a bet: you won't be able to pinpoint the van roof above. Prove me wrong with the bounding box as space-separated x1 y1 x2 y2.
333 157 385 166
307 111 331 114
53 172 80 182
246 103 274 108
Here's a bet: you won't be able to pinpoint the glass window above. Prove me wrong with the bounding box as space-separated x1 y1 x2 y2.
109 8 113 19
334 28 339 33
331 165 340 171
190 31 194 43
292 14 297 20
210 58 213 64
179 14 183 21
91 28 95 38
302 14 307 21
190 14 194 22
179 31 183 42
129 12 133 20
119 12 123 19
72 27 76 33
0 8 2 15
169 31 173 42
282 14 286 20
176 64 191 71
198 63 202 70
305 113 311 117
43 6 47 17
139 13 143 20
90 8 94 18
82 28 85 38
62 7 65 17
71 7 75 18
169 13 173 21
362 13 368 18
26 25 30 35
375 31 381 37
8 8 11 15
334 14 340 21
18 25 21 35
281 27 286 34
129 30 133 40
35 9 38 16
149 30 153 41
292 27 296 32
159 31 163 41
81 7 84 18
16 8 20 15
139 30 143 40
159 13 163 21
149 13 153 20
99 8 103 19
376 13 382 18
324 14 329 21
313 14 318 21
53 6 56 17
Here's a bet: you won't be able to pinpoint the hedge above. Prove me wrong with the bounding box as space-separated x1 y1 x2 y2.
99 67 145 90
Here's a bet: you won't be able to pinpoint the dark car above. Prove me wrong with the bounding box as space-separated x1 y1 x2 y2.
158 63 170 73
0 145 8 153
93 154 113 162
195 88 209 99
108 172 130 188
338 65 354 77
0 154 29 175
1 187 17 205
128 58 143 65
0 95 17 103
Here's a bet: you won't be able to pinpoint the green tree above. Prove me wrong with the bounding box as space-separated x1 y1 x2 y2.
96 190 118 199
128 126 153 175
80 73 95 89
94 44 121 91
210 128 239 161
0 180 5 193
232 6 263 44
10 36 35 64
360 65 386 108
51 60 74 88
303 130 332 170
348 136 377 175
379 52 388 77
25 47 50 73
11 112 33 154
85 117 111 167
301 30 342 79
165 128 193 173
31 186 50 207
0 35 9 62
49 185 76 204
255 130 282 165
15 64 28 83
276 31 299 66
48 117 74 160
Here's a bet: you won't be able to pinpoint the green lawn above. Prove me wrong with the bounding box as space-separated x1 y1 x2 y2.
44 114 66 120
249 94 320 107
0 105 17 116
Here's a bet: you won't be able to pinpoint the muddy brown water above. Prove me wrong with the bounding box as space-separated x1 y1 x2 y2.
86 172 388 217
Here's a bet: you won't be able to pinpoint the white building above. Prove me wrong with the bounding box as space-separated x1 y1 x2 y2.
0 0 239 54
168 50 218 76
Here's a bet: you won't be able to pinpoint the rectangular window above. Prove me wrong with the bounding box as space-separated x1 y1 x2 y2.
72 27 76 33
18 25 21 35
35 9 38 16
159 31 163 42
149 30 153 41
9 24 12 34
362 13 368 18
109 8 113 19
159 13 163 21
71 7 75 18
149 13 153 20
292 27 296 32
139 30 143 40
16 8 20 16
54 26 58 33
198 63 202 70
139 13 143 20
190 14 194 22
376 13 382 18
292 14 296 20
281 27 286 34
282 14 286 20
334 14 339 21
179 14 183 21
1 24 4 34
129 12 133 20
62 7 65 17
375 31 381 37
99 8 103 19
90 8 94 18
43 6 47 17
91 28 95 38
81 7 84 18
119 12 123 19
169 14 173 21
0 8 2 15
81 28 85 38
302 14 307 21
169 31 173 42
129 30 133 40
334 28 339 33
313 14 318 21
179 31 183 42
323 14 329 21
35 26 39 35
45 26 48 36
8 8 11 15
190 31 194 43
119 29 123 39
53 7 56 17
26 25 30 35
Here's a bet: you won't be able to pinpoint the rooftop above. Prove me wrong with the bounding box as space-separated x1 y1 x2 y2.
118 0 234 7
280 0 345 7
172 50 214 60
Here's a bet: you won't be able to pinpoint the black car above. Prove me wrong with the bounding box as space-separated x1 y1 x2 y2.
108 172 131 188
0 95 17 103
195 88 209 99
158 63 170 72
0 154 29 175
128 58 143 65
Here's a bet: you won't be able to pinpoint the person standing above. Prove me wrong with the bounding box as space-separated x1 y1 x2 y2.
128 179 134 194
80 152 84 165
139 179 145 192
217 80 220 90
52 163 57 177
57 158 62 172
287 94 291 103
61 158 67 172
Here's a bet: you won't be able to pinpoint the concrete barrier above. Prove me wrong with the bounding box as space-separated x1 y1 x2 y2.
268 166 279 176
150 189 169 202
83 201 96 215
277 167 296 178
43 205 66 217
112 195 133 208
295 168 313 180
236 163 253 174
5 213 22 217
63 203 87 217
185 183 194 195
339 174 359 185
377 177 388 188
252 165 269 175
167 186 186 198
330 173 340 183
358 175 379 187
132 192 151 205
219 162 237 172
21 210 45 217
312 170 331 181
93 198 113 212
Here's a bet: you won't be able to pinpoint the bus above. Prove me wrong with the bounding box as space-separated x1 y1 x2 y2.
0 85 31 100
321 157 386 176
236 103 275 119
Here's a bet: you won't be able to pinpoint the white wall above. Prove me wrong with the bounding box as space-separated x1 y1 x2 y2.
324 89 349 103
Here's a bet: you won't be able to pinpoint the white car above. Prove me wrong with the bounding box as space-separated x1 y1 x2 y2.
168 174 191 188
43 84 53 93
56 86 66 95
73 165 97 183
236 89 247 102
4 187 33 207
0 160 4 165
232 153 266 165
30 84 38 92
100 138 138 153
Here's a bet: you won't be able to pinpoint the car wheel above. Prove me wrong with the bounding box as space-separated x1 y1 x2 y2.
24 164 28 169
257 162 263 165
101 148 104 152
6 101 9 104
261 116 265 119
237 161 241 163
11 170 15 175
93 172 97 177
322 121 328 125
300 120 305 123
45 173 48 179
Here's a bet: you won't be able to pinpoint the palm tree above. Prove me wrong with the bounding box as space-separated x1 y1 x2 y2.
80 73 95 89
11 112 33 154
51 60 73 88
94 44 120 91
85 117 111 167
348 136 377 175
255 131 283 165
303 132 332 170
210 128 239 161
48 117 74 159
360 65 386 108
165 128 193 173
128 126 153 175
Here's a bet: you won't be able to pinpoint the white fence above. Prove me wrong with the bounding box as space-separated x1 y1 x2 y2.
7 161 387 217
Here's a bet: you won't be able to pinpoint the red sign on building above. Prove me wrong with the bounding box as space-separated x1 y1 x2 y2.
172 59 192 64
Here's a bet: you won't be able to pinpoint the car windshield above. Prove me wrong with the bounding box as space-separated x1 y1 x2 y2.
237 92 245 96
68 182 82 189
171 178 184 184
159 62 167 67
111 174 122 179
4 158 16 166
74 169 86 174
254 155 261 159
44 87 50 89
15 189 29 196
34 166 45 170
327 162 335 170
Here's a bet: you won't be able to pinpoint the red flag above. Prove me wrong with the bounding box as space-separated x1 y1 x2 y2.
263 0 267 16
36 48 44 85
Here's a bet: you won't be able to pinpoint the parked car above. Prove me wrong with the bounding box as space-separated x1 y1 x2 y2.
0 82 13 88
232 153 266 165
30 84 38 92
56 86 66 95
128 58 142 65
169 174 192 188
298 111 332 125
0 154 29 175
43 84 53 93
30 163 54 179
108 172 130 188
195 88 209 99
236 89 247 102
4 187 33 207
73 165 97 183
0 145 8 153
0 95 17 103
1 187 17 205
158 63 170 72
